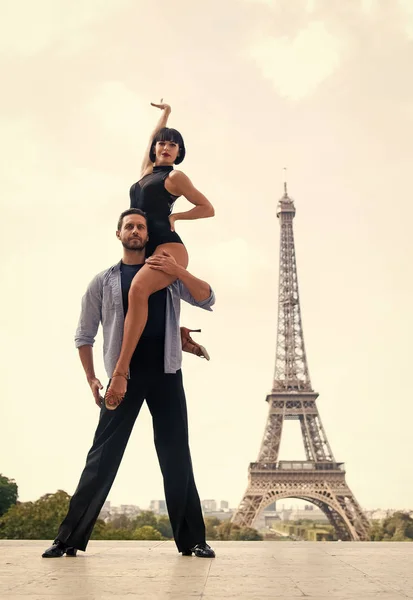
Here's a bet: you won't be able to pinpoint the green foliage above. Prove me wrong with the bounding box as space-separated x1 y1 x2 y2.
214 519 263 541
90 518 107 539
108 514 132 531
0 474 18 517
369 520 384 542
0 486 262 543
131 511 158 529
0 490 70 539
156 515 173 539
204 517 220 540
369 512 413 542
134 525 162 540
236 526 263 541
91 511 173 541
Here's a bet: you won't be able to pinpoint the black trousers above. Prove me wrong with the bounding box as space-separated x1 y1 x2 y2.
57 342 205 552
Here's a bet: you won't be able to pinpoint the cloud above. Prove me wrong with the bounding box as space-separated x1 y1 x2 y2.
241 0 315 11
190 237 273 291
361 0 376 14
399 0 413 39
87 82 145 140
247 21 343 101
0 0 130 56
241 0 275 5
0 115 125 223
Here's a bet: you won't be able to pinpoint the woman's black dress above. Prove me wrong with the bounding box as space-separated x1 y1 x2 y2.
129 165 184 257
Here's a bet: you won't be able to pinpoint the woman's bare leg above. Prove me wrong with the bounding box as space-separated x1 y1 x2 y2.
105 243 189 408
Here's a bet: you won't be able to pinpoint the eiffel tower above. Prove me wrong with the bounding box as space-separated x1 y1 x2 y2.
232 180 370 541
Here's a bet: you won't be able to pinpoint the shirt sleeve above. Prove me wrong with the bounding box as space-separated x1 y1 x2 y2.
74 274 103 348
177 281 216 311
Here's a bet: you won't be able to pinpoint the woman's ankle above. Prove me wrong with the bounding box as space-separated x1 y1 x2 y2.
112 368 128 379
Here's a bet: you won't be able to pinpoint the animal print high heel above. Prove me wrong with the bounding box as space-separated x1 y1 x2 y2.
181 328 210 361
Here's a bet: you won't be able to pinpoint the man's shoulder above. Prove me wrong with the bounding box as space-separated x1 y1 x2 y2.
90 262 121 287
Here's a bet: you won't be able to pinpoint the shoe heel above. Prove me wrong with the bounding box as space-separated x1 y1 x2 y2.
65 547 77 557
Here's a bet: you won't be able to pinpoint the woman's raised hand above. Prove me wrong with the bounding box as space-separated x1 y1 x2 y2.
151 99 171 113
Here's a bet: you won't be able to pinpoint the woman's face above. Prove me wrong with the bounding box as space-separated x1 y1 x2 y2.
155 140 180 165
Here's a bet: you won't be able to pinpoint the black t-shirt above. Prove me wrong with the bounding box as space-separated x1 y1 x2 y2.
120 263 167 340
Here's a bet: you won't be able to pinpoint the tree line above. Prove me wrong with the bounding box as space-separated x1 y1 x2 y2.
3 473 411 541
0 474 261 541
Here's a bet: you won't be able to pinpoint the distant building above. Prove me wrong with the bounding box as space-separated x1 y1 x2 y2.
204 511 233 522
220 500 229 510
202 499 217 513
120 504 141 517
98 502 140 521
150 500 167 515
277 504 328 523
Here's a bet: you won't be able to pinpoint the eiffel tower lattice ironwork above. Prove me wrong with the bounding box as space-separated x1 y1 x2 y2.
232 181 370 541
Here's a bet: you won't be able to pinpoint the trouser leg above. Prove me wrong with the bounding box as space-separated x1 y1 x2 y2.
57 378 145 551
146 369 205 552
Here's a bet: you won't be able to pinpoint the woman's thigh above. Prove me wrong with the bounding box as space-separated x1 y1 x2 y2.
130 243 188 296
154 242 188 268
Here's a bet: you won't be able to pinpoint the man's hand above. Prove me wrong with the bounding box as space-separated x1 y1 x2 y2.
88 376 104 407
146 250 181 277
180 327 210 360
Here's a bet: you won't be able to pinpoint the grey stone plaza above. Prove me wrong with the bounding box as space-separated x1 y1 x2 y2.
1 540 412 599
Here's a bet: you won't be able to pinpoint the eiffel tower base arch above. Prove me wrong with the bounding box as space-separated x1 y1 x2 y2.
232 467 371 541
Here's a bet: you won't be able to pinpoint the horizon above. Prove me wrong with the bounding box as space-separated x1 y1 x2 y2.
1 0 413 514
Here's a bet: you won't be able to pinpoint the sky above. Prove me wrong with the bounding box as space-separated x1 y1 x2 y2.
1 0 413 514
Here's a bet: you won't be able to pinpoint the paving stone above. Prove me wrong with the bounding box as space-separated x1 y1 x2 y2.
0 540 412 599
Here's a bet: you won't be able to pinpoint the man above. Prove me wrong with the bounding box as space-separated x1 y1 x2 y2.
42 208 215 559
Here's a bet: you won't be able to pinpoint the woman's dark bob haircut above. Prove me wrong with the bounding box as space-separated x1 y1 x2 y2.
149 127 186 165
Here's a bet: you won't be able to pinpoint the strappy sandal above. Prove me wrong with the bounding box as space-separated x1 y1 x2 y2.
181 328 210 361
104 371 128 410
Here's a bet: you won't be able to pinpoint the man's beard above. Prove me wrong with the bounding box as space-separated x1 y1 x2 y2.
122 239 146 251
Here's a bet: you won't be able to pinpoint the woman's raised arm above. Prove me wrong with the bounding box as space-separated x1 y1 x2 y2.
140 101 171 178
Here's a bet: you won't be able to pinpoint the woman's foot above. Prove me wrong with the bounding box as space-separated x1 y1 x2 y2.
104 372 128 410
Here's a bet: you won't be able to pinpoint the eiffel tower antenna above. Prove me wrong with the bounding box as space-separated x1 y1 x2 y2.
232 180 370 541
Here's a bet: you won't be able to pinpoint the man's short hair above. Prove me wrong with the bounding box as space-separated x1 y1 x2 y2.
117 208 147 231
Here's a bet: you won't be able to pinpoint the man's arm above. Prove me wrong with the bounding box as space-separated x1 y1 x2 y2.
174 265 211 302
75 274 105 406
145 250 215 309
75 273 102 348
78 346 104 407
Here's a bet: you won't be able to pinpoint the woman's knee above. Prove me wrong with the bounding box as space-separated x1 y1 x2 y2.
128 277 150 301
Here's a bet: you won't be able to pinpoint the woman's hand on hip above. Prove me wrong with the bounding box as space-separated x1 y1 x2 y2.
169 214 177 231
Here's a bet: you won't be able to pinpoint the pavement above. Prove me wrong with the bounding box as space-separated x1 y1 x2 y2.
0 540 412 599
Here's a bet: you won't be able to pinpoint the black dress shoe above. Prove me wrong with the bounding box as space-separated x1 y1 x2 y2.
42 540 78 558
182 542 215 558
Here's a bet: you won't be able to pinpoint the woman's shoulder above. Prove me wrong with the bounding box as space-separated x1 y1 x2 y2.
168 169 189 186
169 168 186 179
166 169 187 197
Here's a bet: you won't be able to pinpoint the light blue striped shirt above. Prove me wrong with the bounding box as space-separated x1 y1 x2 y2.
75 261 215 377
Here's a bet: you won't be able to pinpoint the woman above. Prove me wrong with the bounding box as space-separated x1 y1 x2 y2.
105 102 214 409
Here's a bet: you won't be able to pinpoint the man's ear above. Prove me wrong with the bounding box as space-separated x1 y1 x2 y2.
116 230 121 240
